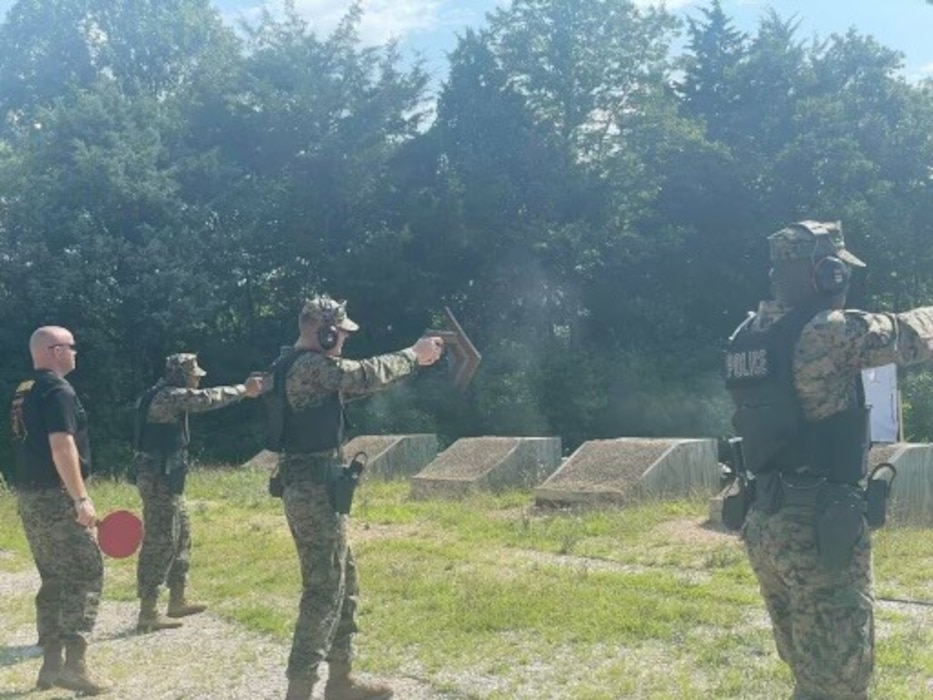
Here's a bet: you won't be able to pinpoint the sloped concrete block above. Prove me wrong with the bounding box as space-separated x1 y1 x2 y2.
410 437 562 499
240 434 437 481
535 437 719 507
343 434 438 480
873 442 933 526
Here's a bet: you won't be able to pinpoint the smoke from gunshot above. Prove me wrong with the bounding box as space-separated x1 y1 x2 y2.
349 246 735 448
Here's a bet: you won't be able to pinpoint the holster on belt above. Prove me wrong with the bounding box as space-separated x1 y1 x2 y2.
815 483 865 571
328 453 367 515
865 462 896 529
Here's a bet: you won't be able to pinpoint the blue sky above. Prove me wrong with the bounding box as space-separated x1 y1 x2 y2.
210 0 933 84
0 0 930 83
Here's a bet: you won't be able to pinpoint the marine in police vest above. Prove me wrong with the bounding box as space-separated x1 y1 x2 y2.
133 353 262 632
10 326 110 695
269 295 443 700
726 220 933 699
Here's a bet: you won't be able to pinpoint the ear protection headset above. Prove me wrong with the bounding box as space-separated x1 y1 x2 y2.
317 305 340 350
811 254 850 296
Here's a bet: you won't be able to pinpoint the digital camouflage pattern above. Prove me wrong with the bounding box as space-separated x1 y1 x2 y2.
744 504 872 699
135 382 247 599
282 349 417 413
144 382 245 423
301 296 359 332
136 469 193 599
17 488 104 647
747 300 933 421
741 299 933 698
283 476 359 680
279 348 416 682
768 221 866 268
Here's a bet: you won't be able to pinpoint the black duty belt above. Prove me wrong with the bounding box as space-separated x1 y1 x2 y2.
778 474 826 506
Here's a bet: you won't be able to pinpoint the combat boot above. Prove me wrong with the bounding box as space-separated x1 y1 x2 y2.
55 637 111 696
285 675 316 700
167 584 207 618
324 661 393 700
137 596 183 632
36 642 63 689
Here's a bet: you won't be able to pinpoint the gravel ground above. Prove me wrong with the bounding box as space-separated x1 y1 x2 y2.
0 569 464 700
5 529 933 699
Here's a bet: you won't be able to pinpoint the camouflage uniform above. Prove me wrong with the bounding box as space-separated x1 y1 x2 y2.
735 222 933 699
277 302 418 685
18 490 104 649
135 354 248 600
13 371 103 650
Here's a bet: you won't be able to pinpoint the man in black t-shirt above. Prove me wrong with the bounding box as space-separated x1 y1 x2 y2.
11 325 110 696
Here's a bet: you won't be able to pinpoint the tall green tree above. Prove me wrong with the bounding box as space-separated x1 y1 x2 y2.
0 0 234 130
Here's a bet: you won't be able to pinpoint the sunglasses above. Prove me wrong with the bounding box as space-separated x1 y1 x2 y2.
48 343 77 351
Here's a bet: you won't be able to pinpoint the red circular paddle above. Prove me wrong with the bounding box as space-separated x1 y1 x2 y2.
96 510 143 559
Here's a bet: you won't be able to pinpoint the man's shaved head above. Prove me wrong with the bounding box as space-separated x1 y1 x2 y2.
29 326 77 376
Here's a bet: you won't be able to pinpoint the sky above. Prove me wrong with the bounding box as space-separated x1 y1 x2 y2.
0 0 930 84
208 0 933 84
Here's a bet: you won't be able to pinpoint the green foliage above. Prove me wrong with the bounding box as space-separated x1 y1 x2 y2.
0 0 933 466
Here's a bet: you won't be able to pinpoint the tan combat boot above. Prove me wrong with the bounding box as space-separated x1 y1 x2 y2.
36 642 63 689
55 637 112 696
137 596 183 633
324 661 393 700
285 675 316 700
167 584 207 618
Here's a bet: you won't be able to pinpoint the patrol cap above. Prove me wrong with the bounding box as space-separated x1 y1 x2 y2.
768 220 866 268
301 296 359 331
165 353 207 378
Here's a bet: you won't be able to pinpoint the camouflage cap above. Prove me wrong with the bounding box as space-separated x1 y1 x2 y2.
165 353 207 378
301 295 359 331
767 220 866 268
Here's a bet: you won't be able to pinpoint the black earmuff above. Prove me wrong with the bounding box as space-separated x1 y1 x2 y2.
317 322 339 350
316 304 339 350
812 255 850 296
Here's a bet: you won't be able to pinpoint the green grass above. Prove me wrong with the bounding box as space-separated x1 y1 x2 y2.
2 468 933 698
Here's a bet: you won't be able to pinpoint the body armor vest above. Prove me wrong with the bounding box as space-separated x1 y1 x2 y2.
134 383 188 462
726 306 869 483
266 349 344 453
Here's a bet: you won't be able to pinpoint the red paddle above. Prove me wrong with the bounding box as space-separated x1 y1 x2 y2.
96 510 143 558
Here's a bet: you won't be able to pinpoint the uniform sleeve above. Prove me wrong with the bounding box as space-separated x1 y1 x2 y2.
286 349 417 405
338 349 419 399
147 385 246 422
794 306 933 421
799 307 933 375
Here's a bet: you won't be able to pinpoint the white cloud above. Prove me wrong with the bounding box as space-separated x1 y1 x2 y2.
232 0 444 45
632 0 701 9
920 62 933 76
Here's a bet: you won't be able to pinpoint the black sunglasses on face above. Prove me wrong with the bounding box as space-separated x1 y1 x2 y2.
48 343 76 350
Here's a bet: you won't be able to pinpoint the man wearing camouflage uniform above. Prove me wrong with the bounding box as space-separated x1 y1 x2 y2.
726 220 933 698
270 296 442 700
134 353 262 632
11 326 110 695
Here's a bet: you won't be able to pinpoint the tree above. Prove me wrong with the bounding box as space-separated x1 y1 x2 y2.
0 0 235 131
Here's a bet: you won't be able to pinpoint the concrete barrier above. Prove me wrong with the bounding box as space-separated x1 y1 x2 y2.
240 434 438 480
708 442 933 527
535 437 720 507
410 437 562 499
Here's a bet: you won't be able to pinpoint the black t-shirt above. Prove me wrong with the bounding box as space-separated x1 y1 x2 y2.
12 369 91 489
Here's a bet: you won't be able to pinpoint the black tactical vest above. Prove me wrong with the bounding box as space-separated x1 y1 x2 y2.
134 382 188 460
725 306 869 483
265 349 344 453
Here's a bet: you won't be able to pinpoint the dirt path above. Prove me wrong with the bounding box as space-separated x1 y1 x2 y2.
0 569 463 700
